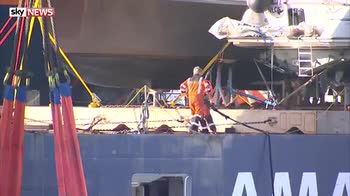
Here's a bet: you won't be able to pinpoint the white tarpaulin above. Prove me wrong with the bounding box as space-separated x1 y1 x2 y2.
208 17 321 40
208 17 287 39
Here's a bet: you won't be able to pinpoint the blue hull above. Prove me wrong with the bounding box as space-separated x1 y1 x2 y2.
22 133 350 196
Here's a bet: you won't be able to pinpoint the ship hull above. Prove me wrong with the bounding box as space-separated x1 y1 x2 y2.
0 1 255 88
52 0 251 88
22 133 350 196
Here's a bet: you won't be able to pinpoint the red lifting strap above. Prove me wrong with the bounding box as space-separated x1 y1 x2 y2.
50 83 88 196
0 86 27 196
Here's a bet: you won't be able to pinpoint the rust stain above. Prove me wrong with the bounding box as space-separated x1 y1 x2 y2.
0 0 18 5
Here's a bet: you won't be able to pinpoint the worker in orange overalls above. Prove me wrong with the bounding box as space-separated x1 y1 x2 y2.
180 66 217 133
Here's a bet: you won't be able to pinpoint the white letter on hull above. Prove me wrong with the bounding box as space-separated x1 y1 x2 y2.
332 172 350 196
299 172 318 196
274 172 292 196
232 172 257 196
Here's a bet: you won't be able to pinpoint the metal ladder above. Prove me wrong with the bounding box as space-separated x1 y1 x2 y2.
297 45 314 77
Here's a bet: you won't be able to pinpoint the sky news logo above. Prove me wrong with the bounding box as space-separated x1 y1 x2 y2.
9 7 55 17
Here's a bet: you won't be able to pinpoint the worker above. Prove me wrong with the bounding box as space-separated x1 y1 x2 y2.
180 66 217 134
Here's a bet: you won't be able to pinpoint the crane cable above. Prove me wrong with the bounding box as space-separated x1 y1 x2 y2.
19 0 38 71
47 34 101 107
36 16 101 107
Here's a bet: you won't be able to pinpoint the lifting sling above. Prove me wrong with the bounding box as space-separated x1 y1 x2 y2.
39 0 88 193
0 0 29 195
0 0 88 195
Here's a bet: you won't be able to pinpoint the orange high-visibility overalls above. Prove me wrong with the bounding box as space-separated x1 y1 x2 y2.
180 75 216 133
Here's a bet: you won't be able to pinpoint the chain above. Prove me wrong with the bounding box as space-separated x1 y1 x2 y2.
101 105 143 108
24 117 184 127
24 117 93 126
25 113 271 133
86 119 272 133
